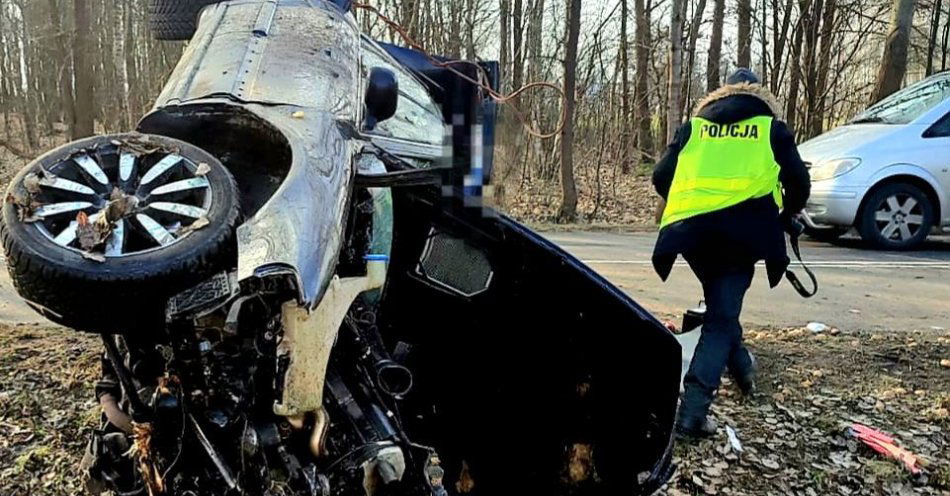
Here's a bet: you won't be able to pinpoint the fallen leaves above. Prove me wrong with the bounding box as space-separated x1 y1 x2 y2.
566 443 593 483
113 134 166 157
100 188 139 223
0 324 100 496
880 387 908 400
74 190 141 260
500 163 660 225
921 406 948 421
0 323 947 496
75 211 115 253
9 167 57 222
22 171 43 194
665 326 950 495
175 216 210 238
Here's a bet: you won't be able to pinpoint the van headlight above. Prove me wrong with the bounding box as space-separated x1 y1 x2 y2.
808 158 861 181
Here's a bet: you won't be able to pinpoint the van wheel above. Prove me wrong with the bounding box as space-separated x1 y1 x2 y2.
858 182 934 250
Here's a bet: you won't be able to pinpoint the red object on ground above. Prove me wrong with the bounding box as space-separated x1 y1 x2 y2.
848 423 923 475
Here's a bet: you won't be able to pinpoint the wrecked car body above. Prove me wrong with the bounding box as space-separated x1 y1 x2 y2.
0 1 679 494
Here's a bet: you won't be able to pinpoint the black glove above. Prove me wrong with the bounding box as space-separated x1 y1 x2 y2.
781 211 805 236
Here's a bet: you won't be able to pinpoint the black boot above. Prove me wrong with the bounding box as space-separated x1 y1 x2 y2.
675 415 719 440
733 352 757 396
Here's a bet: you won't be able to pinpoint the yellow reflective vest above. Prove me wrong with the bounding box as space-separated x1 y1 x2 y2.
660 115 783 228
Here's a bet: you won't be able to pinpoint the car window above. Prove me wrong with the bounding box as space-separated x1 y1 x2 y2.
850 75 950 125
360 41 444 146
924 111 950 137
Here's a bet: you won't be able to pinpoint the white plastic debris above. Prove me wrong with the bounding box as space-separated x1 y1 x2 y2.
674 327 702 393
806 322 828 334
726 425 744 453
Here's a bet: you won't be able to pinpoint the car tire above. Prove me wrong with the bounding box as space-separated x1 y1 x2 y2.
148 0 221 40
857 182 934 250
0 133 240 333
803 226 849 243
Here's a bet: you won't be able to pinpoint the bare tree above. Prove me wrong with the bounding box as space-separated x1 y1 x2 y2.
634 0 653 153
558 0 582 222
943 4 950 71
500 0 510 91
72 0 95 138
620 0 632 171
667 0 685 142
759 0 767 81
769 0 795 94
0 4 13 141
0 0 932 226
927 0 943 76
870 0 917 104
785 7 806 131
707 0 725 92
737 0 752 67
512 0 525 90
685 0 708 108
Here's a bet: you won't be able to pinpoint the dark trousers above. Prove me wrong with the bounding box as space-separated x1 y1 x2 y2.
678 254 755 424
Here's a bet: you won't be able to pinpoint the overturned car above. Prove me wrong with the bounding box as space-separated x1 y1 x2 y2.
0 1 679 494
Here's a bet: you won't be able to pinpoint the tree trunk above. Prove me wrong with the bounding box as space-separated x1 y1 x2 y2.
943 3 950 71
126 0 141 116
72 0 95 138
464 0 476 59
634 0 653 153
667 0 685 142
785 12 805 132
15 1 39 150
512 0 524 91
114 0 132 130
0 10 11 141
801 0 823 139
737 0 752 67
620 0 632 171
707 0 724 91
759 0 768 81
809 0 835 138
685 0 708 109
770 0 794 93
500 0 510 92
558 0 582 222
927 0 942 75
870 0 918 104
525 0 545 106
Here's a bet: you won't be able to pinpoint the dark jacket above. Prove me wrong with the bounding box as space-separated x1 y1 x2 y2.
652 83 811 287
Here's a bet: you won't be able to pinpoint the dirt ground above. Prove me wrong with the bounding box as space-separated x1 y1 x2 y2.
662 326 950 496
0 323 946 495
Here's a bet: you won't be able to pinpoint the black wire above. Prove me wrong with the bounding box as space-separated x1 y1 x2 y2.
101 335 151 422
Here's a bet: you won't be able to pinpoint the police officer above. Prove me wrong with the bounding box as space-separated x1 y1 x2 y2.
652 68 811 438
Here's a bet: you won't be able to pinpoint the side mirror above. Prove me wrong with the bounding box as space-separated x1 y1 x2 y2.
364 67 398 131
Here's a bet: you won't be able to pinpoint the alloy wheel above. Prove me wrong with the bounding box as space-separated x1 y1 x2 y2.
873 193 925 243
27 146 214 257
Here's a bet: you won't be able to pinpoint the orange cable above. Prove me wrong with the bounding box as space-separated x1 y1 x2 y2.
351 2 567 139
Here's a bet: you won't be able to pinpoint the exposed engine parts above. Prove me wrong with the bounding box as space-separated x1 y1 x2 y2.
81 273 446 496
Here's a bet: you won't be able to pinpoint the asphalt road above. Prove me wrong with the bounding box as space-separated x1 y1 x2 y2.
544 231 950 332
0 231 947 332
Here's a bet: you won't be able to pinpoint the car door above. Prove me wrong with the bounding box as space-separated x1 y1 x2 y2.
918 100 950 226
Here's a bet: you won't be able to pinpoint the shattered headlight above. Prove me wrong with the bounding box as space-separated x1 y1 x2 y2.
808 158 861 182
